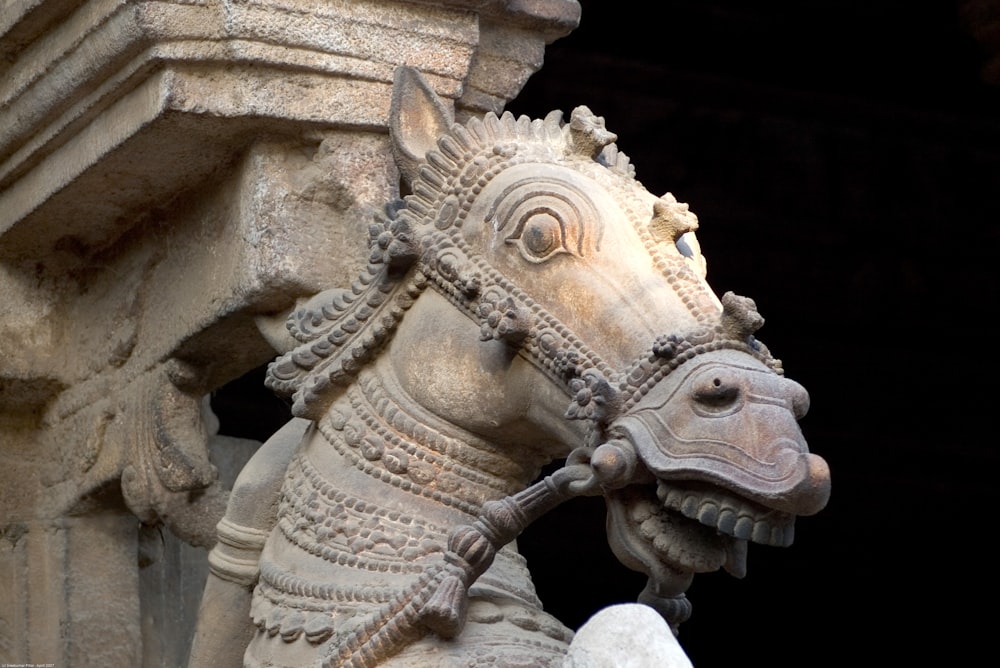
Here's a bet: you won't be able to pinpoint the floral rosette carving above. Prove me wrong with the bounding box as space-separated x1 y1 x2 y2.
552 349 583 379
456 271 482 298
565 368 620 422
368 201 418 268
652 334 682 360
476 287 530 344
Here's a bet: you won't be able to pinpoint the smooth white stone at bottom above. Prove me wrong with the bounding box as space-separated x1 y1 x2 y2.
563 604 695 668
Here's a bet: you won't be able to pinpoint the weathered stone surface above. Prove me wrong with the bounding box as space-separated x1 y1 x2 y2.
0 1 580 664
0 0 577 259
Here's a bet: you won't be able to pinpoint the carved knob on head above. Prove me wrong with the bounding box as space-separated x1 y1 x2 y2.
720 292 765 340
569 106 618 159
649 193 699 244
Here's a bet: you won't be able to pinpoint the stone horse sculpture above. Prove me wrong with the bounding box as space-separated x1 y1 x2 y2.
189 67 830 667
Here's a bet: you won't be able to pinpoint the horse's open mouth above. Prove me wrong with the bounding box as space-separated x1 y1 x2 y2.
606 479 796 585
656 479 795 548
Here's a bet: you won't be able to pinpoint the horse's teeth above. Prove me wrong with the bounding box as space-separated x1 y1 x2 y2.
629 501 654 523
639 517 660 541
775 523 794 547
723 539 748 579
664 488 685 510
696 501 718 526
657 482 794 547
656 484 670 503
717 508 737 534
751 520 771 544
733 516 754 541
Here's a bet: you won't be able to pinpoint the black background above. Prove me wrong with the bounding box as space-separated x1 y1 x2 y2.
213 2 1000 664
507 1 1000 664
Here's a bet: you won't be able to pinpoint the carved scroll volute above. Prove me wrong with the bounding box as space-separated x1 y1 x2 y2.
117 360 225 547
390 66 455 188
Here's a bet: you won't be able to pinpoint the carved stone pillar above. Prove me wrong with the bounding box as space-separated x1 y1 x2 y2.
0 1 579 663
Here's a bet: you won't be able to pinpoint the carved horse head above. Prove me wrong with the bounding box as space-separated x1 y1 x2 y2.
266 68 830 640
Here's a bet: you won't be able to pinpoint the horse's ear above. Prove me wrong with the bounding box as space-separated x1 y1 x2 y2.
390 66 455 188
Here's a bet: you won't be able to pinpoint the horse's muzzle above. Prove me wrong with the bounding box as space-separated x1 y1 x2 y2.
606 350 831 517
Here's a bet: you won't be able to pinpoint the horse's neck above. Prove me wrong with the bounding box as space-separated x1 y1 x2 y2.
263 357 549 613
314 357 545 512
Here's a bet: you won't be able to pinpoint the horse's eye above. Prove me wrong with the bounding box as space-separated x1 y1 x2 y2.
487 176 599 262
521 214 561 257
506 210 572 263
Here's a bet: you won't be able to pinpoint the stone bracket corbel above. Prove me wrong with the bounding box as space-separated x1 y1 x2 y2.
117 360 227 548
